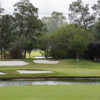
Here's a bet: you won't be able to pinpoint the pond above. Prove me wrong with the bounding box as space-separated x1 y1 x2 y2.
0 80 100 87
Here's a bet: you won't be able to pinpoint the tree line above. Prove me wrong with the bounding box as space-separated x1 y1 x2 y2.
0 0 43 59
0 0 100 60
40 0 100 61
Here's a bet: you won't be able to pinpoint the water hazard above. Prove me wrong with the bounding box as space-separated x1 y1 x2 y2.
0 80 100 87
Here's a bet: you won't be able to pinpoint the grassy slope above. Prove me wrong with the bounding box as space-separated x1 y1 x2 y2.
0 59 100 78
26 50 44 58
0 50 100 77
0 85 100 100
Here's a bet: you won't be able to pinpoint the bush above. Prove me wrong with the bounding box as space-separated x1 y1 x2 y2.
86 42 100 61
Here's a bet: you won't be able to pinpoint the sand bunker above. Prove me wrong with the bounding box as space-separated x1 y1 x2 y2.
0 72 6 75
34 56 46 59
0 61 28 66
33 60 59 64
17 70 52 74
34 56 52 59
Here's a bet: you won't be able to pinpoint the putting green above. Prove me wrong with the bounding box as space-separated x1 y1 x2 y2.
0 84 100 100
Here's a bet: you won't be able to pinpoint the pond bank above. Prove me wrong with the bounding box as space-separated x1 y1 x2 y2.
1 76 100 81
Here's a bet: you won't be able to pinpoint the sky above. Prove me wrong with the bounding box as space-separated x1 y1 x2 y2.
0 0 97 18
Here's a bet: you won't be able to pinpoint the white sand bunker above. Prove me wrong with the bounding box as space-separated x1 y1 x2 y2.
17 70 52 74
34 56 52 59
33 60 59 64
0 72 6 75
34 56 46 59
0 61 28 66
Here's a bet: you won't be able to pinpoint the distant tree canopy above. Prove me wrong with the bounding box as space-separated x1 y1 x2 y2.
91 20 100 40
39 24 94 59
69 0 95 29
92 0 100 16
42 11 67 32
91 0 100 40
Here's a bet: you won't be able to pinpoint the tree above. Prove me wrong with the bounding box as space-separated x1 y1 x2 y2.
40 25 94 59
92 0 100 16
0 14 14 59
69 0 95 29
0 0 44 59
67 28 93 60
86 42 100 61
39 33 51 57
91 20 100 40
42 11 67 32
0 2 4 14
0 3 5 59
11 0 43 58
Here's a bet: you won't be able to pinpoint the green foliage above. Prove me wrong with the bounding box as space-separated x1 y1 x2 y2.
40 24 94 58
11 0 43 58
0 14 14 59
42 11 67 32
39 33 51 57
91 19 100 40
0 0 43 59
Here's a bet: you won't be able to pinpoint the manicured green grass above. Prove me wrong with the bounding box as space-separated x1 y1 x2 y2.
0 84 100 100
26 50 44 58
0 59 100 78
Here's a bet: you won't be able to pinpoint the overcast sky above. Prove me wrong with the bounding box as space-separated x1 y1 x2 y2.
0 0 97 18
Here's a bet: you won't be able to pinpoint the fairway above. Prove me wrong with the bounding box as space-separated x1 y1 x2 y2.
0 0 100 100
0 84 100 100
26 50 44 58
0 59 100 78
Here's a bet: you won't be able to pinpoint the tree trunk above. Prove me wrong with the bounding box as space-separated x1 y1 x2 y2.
24 50 26 58
0 49 2 59
4 49 6 59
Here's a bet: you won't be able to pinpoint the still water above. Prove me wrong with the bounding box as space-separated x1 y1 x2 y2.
0 81 100 87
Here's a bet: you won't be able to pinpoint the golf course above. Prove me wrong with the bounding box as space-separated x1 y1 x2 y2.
0 51 100 100
1 0 100 99
0 57 100 78
0 51 99 100
0 85 100 100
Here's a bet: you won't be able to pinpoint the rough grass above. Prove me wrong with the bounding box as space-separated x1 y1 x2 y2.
0 84 100 100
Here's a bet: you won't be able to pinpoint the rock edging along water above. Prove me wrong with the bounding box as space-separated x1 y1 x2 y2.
1 76 100 81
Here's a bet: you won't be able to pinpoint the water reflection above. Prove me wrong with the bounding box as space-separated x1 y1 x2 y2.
0 81 100 87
